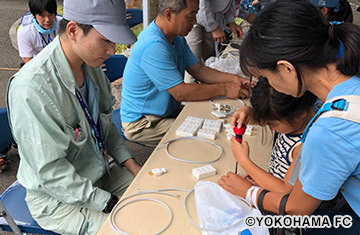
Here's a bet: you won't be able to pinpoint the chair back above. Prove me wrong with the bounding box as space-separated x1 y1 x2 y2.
125 8 143 28
0 181 58 234
0 107 13 152
112 108 127 140
103 54 128 83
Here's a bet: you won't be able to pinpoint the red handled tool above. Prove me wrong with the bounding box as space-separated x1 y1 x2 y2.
233 124 246 174
233 124 246 143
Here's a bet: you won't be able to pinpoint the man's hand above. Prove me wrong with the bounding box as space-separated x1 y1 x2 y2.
122 158 141 176
228 22 243 39
211 26 226 43
218 172 252 198
224 81 249 99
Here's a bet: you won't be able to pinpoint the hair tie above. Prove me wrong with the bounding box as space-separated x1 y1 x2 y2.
337 39 344 60
328 24 335 39
328 22 344 60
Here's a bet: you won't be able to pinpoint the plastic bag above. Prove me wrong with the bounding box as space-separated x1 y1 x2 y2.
204 55 241 75
194 181 269 235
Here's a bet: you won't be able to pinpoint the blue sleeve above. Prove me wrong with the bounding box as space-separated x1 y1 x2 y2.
181 37 199 69
299 123 356 200
139 41 184 91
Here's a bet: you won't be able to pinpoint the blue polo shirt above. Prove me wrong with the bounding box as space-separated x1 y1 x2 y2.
299 75 360 216
121 20 199 123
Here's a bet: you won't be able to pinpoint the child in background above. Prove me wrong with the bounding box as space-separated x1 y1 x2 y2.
310 0 353 24
221 76 316 194
17 0 62 64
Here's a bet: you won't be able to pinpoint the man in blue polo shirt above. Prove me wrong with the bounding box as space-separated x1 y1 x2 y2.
121 0 250 147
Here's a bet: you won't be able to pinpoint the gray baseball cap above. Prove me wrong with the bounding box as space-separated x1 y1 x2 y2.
63 0 137 44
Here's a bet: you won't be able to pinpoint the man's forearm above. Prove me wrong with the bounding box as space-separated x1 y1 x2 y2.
190 62 246 84
168 83 225 101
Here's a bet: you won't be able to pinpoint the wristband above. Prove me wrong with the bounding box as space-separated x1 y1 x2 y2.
245 186 260 208
103 194 119 214
279 193 290 215
257 189 269 213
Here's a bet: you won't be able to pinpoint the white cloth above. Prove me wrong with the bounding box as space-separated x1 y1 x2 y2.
17 14 62 59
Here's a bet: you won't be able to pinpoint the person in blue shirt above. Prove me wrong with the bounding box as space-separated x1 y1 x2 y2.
121 0 251 147
218 0 360 218
310 0 353 23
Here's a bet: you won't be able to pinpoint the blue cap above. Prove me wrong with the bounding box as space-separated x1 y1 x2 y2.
310 0 340 8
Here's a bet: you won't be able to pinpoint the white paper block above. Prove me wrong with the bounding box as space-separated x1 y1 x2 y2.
197 128 217 140
192 164 217 179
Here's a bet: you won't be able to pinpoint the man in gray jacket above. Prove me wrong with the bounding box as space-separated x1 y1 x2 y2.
185 0 244 83
187 0 242 57
7 0 140 234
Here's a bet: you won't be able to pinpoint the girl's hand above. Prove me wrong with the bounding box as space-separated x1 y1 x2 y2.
231 138 251 164
252 0 259 6
231 106 253 128
218 172 252 198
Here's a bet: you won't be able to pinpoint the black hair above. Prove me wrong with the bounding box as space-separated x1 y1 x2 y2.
250 76 317 125
240 0 360 96
58 19 93 36
327 0 353 23
29 0 57 16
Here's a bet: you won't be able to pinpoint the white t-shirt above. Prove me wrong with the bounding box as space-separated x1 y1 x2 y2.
17 14 62 59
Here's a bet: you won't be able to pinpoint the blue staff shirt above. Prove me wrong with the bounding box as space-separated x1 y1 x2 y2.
121 20 199 123
299 75 360 216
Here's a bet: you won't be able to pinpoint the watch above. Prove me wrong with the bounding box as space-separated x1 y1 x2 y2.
102 194 119 214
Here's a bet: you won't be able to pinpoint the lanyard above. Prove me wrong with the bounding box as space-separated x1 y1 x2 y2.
39 32 54 48
75 89 110 174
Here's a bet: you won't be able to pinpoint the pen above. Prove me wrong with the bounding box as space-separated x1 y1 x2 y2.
235 162 238 174
74 126 82 141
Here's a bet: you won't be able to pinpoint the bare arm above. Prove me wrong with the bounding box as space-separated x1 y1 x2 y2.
167 82 247 101
187 61 249 85
231 139 301 193
218 173 321 215
263 179 322 215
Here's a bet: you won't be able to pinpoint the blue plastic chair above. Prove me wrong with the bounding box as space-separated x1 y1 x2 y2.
0 182 58 234
112 108 127 140
102 56 144 146
125 8 143 28
0 108 58 234
103 54 128 83
0 107 13 153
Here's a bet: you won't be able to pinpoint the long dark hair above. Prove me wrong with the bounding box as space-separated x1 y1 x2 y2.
251 76 317 125
239 0 360 96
